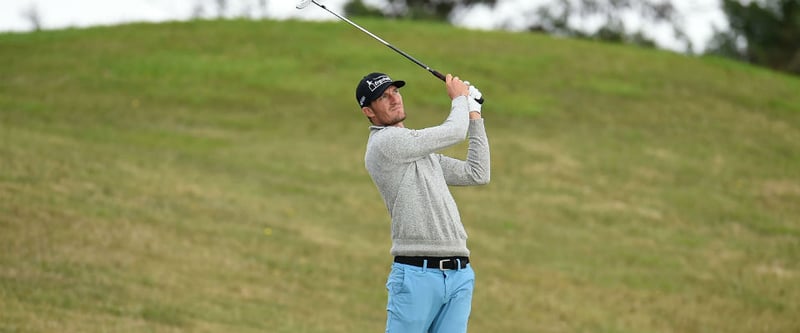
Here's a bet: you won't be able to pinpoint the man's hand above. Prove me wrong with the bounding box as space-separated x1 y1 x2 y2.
465 82 483 114
446 74 469 100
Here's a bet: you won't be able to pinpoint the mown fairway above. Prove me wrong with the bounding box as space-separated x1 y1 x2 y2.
1 18 799 332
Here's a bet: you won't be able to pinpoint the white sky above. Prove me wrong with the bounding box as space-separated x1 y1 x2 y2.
1 0 727 52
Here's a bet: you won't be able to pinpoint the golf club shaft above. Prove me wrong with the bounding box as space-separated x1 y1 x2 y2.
310 0 484 104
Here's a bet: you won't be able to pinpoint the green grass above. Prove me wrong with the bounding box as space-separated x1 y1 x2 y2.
1 18 799 332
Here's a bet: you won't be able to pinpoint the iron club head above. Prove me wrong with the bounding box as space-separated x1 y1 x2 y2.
296 0 312 9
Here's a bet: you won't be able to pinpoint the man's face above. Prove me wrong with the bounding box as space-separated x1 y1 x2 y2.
363 86 405 127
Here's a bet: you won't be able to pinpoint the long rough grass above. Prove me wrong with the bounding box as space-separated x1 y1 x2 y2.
1 18 799 332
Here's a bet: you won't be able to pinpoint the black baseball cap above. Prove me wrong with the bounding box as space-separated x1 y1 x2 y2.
356 72 406 107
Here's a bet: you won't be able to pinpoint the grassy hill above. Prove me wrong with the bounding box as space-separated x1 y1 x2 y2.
1 18 799 332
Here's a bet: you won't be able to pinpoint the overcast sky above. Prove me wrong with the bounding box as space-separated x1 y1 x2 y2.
1 0 727 52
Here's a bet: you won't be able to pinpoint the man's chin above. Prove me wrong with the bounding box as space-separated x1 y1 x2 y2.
385 116 406 127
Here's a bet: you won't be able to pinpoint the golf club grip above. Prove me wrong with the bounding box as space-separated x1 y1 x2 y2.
429 69 485 105
430 69 446 81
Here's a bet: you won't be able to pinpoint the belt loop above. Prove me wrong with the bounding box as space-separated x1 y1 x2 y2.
422 259 428 273
456 258 461 271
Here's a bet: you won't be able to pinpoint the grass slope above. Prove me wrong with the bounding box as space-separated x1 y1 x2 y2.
1 18 799 332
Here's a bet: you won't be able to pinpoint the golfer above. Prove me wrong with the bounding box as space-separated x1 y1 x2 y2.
356 72 490 332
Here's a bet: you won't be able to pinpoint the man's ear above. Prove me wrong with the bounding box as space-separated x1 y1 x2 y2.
361 106 374 118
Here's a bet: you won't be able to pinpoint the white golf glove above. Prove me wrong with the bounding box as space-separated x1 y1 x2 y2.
464 81 483 113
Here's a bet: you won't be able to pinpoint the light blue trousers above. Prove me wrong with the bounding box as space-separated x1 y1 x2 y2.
385 262 475 333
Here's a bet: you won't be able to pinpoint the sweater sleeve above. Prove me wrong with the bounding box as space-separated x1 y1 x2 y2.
438 118 491 186
374 96 470 163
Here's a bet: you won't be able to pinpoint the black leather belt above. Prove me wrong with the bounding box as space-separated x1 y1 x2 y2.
394 256 469 270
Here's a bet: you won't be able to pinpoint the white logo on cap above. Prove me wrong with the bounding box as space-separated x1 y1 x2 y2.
366 75 392 92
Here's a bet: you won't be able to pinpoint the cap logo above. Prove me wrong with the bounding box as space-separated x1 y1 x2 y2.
366 75 392 92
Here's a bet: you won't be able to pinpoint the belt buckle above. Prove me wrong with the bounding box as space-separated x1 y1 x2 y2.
438 259 452 271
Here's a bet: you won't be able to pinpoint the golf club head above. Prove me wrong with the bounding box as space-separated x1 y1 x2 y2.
296 0 313 9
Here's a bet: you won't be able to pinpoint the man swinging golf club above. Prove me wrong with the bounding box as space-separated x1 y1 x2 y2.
357 72 490 332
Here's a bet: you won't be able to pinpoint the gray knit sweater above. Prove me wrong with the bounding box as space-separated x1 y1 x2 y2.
364 96 491 257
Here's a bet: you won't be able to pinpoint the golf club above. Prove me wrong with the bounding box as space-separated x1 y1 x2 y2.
296 0 484 104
